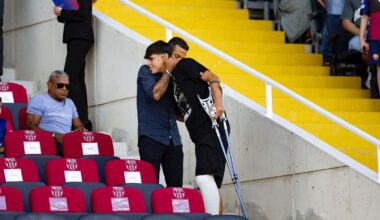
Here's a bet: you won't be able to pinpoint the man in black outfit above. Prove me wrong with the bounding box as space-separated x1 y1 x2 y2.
166 55 229 215
54 0 95 130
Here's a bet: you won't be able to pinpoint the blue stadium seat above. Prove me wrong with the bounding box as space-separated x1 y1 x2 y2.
22 155 61 182
203 215 248 220
79 214 130 220
141 214 189 220
14 213 67 220
0 211 24 220
81 156 119 182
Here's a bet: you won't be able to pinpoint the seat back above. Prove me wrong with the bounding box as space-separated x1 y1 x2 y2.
0 158 40 183
151 188 205 214
62 131 114 158
45 158 99 185
18 107 27 130
0 185 24 211
104 159 157 186
0 82 28 104
4 130 57 157
91 186 146 213
30 186 86 213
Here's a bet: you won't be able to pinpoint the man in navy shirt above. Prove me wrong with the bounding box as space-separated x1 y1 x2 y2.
137 40 188 187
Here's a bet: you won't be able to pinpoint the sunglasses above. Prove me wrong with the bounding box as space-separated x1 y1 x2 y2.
55 83 69 90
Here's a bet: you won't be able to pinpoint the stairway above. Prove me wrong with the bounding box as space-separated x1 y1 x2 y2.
94 0 380 171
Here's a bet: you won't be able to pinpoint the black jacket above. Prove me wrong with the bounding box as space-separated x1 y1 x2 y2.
58 0 94 43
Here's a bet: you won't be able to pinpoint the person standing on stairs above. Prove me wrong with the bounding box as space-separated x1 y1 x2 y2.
360 0 380 97
53 0 97 130
165 53 229 215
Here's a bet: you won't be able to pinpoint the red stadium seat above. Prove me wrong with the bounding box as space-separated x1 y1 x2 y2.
4 130 56 157
0 106 14 130
0 82 27 104
104 159 157 186
0 186 24 211
0 158 40 183
91 186 146 213
45 158 99 186
29 186 86 213
151 187 205 214
18 107 27 130
62 131 114 158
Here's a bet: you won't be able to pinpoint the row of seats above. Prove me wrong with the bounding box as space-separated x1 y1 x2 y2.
0 157 156 185
4 130 114 158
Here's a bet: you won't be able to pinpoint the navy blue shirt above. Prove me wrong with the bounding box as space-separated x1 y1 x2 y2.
137 65 182 146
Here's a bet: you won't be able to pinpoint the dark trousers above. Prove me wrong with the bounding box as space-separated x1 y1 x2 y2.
64 39 93 127
0 0 4 76
138 135 183 187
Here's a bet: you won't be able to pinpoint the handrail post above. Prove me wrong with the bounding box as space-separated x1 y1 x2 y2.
165 28 172 42
243 0 248 9
265 83 273 117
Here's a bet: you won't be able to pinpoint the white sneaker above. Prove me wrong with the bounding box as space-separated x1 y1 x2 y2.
365 71 372 89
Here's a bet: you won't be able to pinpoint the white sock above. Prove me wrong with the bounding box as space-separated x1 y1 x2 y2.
195 175 220 215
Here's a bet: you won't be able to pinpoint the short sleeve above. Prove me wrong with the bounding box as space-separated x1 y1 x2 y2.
138 65 157 100
27 95 44 116
68 99 79 119
177 58 208 80
341 0 353 20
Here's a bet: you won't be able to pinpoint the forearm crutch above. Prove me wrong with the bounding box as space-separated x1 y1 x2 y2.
198 92 248 218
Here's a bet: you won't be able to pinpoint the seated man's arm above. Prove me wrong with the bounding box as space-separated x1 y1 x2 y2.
342 19 360 36
200 70 224 119
72 117 86 132
26 113 42 131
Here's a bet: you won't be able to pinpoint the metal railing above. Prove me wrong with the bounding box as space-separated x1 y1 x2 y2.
119 0 380 181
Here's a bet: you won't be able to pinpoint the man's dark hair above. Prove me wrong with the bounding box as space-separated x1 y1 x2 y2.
168 37 189 51
144 40 172 59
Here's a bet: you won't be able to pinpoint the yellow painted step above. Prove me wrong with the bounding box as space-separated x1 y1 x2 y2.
220 75 361 89
130 0 237 8
189 41 306 54
190 52 322 66
209 65 329 76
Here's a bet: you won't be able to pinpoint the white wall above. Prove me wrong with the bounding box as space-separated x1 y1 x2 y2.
6 1 380 219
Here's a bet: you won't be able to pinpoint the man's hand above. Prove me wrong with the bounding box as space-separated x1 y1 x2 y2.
54 6 62 16
53 132 64 144
214 104 225 120
74 126 88 132
361 40 369 54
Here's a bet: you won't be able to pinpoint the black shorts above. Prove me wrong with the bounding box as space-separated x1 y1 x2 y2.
194 121 229 188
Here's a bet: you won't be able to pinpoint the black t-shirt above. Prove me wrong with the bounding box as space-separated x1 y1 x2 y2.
171 58 216 142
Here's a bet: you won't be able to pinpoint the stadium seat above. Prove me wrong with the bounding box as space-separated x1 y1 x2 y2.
3 182 45 212
124 183 163 213
151 187 205 214
0 158 40 183
64 182 105 212
45 158 99 186
18 107 27 130
104 159 156 186
0 83 28 104
62 131 114 158
0 186 24 211
4 130 57 157
0 106 14 130
29 186 86 213
91 186 146 213
203 215 248 220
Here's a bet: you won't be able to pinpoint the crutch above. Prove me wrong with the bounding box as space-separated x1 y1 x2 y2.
198 90 249 219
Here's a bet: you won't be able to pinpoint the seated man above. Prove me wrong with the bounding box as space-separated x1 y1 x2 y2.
26 70 86 155
341 0 362 51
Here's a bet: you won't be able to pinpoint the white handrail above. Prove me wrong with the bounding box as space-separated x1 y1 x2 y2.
119 0 380 179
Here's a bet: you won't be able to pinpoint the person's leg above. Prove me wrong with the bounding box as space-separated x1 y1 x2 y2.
64 39 93 124
138 135 165 183
161 143 183 187
0 0 4 77
348 36 361 52
195 174 220 215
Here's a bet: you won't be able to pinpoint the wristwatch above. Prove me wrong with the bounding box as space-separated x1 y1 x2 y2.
52 132 55 138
